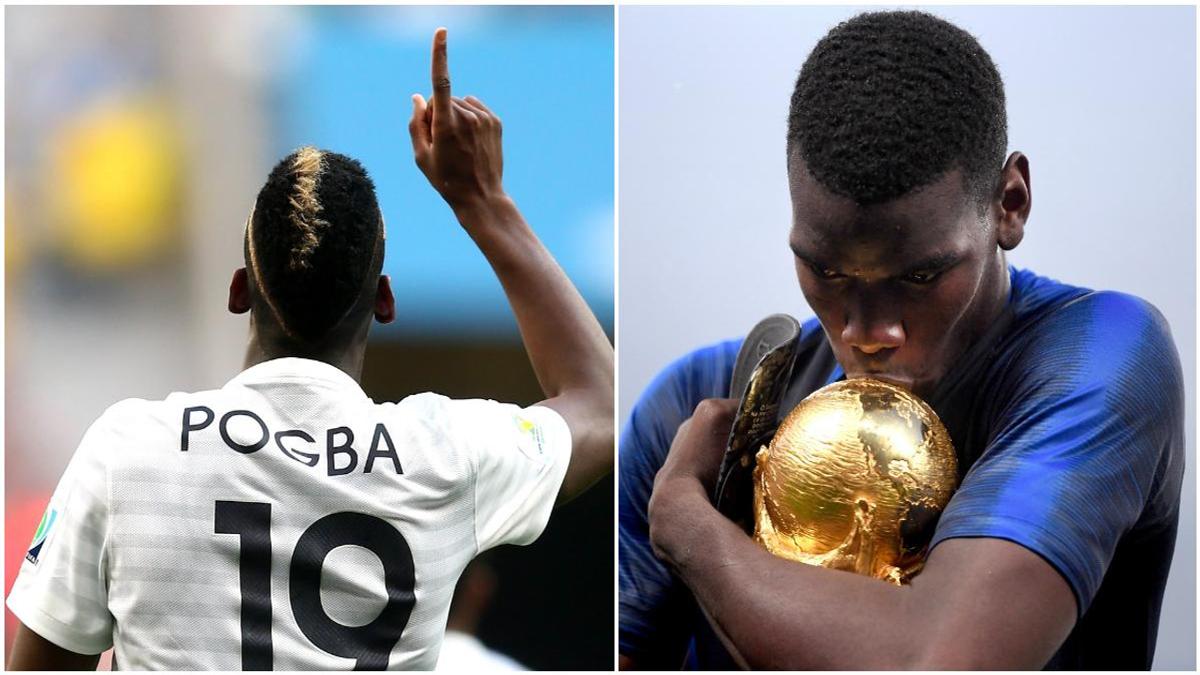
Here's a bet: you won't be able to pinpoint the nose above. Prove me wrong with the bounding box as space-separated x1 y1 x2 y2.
841 305 906 355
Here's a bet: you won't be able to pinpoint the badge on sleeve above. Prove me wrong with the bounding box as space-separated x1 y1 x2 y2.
26 507 58 565
514 413 548 463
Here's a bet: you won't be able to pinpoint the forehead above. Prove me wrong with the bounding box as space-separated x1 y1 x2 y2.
788 156 983 267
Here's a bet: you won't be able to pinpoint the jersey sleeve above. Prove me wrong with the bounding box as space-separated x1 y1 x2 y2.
619 339 740 663
6 404 121 654
444 399 572 552
929 292 1184 616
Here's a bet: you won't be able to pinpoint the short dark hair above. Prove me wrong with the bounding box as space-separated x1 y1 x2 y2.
787 11 1007 208
246 147 384 343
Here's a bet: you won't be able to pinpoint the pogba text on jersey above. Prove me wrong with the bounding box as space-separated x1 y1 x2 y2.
180 405 403 476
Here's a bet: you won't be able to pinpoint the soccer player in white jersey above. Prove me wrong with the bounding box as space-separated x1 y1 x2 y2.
6 28 613 670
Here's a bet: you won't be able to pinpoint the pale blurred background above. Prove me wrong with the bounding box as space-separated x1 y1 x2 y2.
619 5 1194 669
6 5 613 669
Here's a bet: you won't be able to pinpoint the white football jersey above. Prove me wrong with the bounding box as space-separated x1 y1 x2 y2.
7 357 571 670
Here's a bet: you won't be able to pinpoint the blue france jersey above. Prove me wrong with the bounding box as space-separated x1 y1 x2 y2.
618 267 1184 670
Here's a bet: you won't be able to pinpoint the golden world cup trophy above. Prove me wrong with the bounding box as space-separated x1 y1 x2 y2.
715 316 959 585
753 379 958 583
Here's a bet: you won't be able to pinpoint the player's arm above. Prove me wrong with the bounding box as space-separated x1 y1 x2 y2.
8 621 102 670
8 408 120 671
617 344 743 670
408 28 613 505
647 399 1077 669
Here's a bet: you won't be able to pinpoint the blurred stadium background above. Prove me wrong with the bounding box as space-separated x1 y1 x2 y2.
5 5 613 669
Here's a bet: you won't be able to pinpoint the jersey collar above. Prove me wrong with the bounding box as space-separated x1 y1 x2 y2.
225 357 369 401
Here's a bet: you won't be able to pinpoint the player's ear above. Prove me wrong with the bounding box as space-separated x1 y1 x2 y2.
995 151 1030 251
374 275 396 324
228 268 251 314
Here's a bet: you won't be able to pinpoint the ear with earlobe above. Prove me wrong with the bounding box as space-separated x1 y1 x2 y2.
228 268 251 314
374 275 396 324
995 151 1031 251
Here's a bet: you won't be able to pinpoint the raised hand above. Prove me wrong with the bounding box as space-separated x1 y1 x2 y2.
407 27 613 509
409 27 505 213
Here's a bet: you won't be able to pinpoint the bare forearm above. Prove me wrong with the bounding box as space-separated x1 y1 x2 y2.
8 625 101 671
650 400 1076 670
408 30 612 503
453 194 612 400
653 480 920 669
454 194 614 502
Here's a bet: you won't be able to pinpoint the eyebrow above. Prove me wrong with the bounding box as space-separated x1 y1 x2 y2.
789 241 961 275
902 252 961 274
789 242 828 268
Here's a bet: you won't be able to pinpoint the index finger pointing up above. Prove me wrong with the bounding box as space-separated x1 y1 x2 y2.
431 27 452 118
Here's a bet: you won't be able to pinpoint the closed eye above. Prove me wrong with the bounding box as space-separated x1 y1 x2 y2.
902 268 942 285
808 262 843 280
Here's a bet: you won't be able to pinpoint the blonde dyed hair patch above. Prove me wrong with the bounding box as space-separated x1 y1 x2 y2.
287 146 329 270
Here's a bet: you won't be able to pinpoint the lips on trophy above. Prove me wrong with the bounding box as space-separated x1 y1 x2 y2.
753 378 958 584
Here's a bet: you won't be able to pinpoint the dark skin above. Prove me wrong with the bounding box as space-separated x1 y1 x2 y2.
634 152 1078 670
11 27 613 671
405 30 613 505
789 153 1021 399
7 632 100 672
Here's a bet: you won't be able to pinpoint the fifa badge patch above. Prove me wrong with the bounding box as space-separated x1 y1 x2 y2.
26 507 57 565
514 413 547 462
